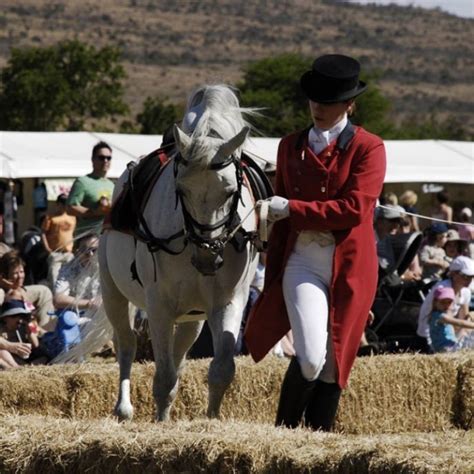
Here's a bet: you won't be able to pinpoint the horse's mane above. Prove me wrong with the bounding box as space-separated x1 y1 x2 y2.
181 84 257 166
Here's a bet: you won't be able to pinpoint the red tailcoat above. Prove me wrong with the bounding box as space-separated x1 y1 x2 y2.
244 123 386 387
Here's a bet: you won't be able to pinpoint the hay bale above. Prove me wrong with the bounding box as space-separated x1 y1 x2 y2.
0 365 70 417
0 415 472 473
453 354 473 430
335 352 461 434
0 352 472 433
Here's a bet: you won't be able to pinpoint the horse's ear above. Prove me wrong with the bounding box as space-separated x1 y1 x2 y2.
218 126 250 158
173 124 192 153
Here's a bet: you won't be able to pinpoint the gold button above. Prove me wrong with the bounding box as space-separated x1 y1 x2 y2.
321 187 326 192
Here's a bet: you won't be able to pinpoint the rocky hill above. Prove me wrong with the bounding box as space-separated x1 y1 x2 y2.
0 0 472 133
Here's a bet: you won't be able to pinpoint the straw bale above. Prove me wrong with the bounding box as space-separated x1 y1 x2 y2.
0 415 472 473
0 352 472 434
453 354 473 430
335 352 462 434
0 365 70 417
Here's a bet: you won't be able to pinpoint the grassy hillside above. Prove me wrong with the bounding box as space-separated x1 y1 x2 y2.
0 0 472 132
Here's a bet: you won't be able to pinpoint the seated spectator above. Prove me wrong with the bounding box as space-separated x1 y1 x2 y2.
382 192 398 206
444 229 469 264
41 193 76 289
417 256 474 350
53 233 100 316
419 223 450 281
0 251 54 330
374 204 405 273
399 189 419 232
0 299 39 367
457 207 474 242
429 286 474 352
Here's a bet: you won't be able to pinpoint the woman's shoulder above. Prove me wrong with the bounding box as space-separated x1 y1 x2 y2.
353 126 384 147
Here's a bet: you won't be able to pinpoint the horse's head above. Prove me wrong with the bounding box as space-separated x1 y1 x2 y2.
174 124 249 276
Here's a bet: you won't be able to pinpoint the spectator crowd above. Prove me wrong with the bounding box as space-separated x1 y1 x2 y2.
0 141 113 369
0 140 473 369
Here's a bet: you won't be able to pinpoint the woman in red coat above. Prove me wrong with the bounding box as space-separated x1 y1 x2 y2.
244 54 386 431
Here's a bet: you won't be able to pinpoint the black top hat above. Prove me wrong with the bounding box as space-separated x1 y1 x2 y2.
300 54 367 103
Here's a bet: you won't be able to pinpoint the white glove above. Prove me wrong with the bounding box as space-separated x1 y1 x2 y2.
263 196 289 222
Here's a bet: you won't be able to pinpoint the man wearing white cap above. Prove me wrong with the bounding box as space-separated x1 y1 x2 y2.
417 256 474 350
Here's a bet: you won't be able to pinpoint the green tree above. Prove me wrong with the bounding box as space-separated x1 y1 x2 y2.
0 40 128 131
136 96 183 134
238 54 309 136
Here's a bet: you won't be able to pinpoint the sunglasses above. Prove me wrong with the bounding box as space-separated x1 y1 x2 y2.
95 155 112 162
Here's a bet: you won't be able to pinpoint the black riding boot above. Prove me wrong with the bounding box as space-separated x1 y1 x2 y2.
304 380 342 431
275 357 317 428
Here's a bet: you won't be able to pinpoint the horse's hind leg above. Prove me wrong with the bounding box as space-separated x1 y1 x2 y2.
99 235 136 421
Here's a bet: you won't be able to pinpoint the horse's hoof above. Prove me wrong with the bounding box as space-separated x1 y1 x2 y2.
114 403 134 422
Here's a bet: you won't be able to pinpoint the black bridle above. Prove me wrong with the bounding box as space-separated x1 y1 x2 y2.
174 152 244 256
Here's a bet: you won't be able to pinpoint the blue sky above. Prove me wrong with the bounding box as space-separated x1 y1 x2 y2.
345 0 473 18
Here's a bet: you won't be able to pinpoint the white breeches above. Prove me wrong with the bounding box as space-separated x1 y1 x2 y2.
282 238 337 383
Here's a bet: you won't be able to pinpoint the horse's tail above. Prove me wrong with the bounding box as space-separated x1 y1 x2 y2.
50 252 114 364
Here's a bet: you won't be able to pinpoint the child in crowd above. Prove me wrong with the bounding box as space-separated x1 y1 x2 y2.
443 229 469 264
429 286 474 352
420 223 450 280
0 299 38 367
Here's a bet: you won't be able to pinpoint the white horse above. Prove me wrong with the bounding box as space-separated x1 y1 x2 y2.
97 85 258 421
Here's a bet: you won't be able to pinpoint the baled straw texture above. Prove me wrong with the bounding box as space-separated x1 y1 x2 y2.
0 415 472 474
0 352 472 433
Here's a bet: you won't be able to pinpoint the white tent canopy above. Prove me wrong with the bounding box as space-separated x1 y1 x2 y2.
0 131 472 184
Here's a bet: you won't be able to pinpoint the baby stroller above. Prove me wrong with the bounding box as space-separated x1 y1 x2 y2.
370 231 432 352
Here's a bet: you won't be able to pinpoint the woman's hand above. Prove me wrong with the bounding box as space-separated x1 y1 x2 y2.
0 277 15 291
8 341 32 358
258 196 289 222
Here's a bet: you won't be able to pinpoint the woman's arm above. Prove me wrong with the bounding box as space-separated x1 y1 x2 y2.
53 291 93 310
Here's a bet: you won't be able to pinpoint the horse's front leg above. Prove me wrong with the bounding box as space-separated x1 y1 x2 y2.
146 300 178 422
206 300 243 418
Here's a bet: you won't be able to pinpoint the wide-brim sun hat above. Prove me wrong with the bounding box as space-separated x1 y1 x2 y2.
0 299 31 319
300 54 367 104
